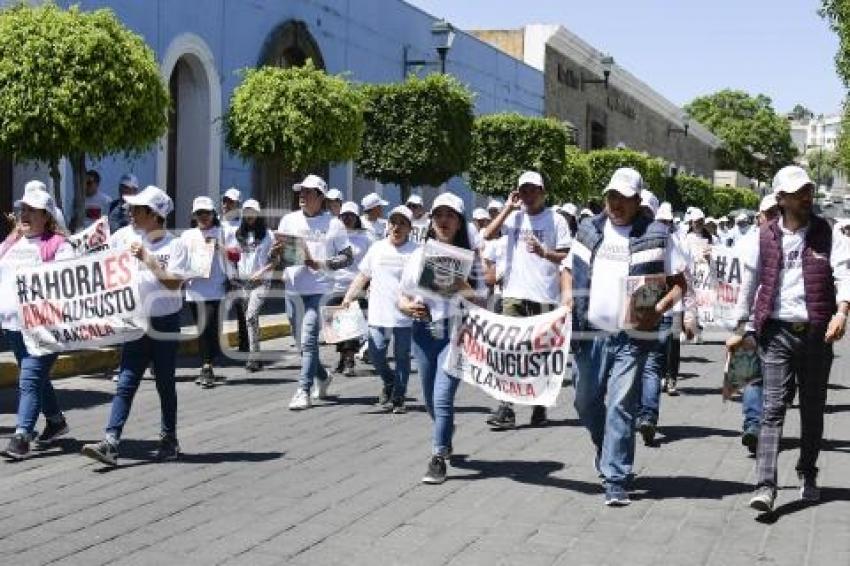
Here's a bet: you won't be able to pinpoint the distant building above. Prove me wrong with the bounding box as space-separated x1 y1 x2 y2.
789 113 841 155
471 24 721 178
713 171 755 190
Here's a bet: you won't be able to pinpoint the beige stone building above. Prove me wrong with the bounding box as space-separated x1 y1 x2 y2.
472 24 721 179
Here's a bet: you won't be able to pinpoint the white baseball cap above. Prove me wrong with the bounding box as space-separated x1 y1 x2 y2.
124 185 173 219
487 198 504 210
361 192 388 211
119 173 139 189
340 201 360 216
192 196 216 213
640 189 659 216
325 188 343 201
656 202 674 221
735 213 749 223
689 208 706 221
24 180 48 195
431 192 464 215
759 193 778 212
223 187 241 202
242 199 261 212
388 205 413 224
472 208 489 221
720 215 730 223
293 174 328 195
604 168 643 198
15 187 57 216
705 217 718 224
772 165 815 194
406 194 424 207
562 203 578 217
517 171 544 189
579 208 593 218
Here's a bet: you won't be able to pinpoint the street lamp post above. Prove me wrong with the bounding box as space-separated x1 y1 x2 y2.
403 19 456 77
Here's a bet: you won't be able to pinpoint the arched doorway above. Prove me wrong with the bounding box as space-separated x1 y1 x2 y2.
156 34 222 229
255 20 327 218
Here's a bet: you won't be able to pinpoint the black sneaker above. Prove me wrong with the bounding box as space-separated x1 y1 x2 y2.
376 386 393 408
392 398 407 414
35 418 69 449
82 440 118 466
741 429 758 455
155 435 181 461
530 406 548 427
200 366 216 389
422 455 447 484
2 434 30 460
486 404 516 430
638 420 656 446
335 357 346 373
245 360 261 373
666 377 679 396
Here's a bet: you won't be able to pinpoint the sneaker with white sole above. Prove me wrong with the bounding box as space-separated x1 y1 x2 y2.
312 374 334 400
289 389 312 410
604 486 631 507
749 486 776 512
81 440 119 467
422 455 447 484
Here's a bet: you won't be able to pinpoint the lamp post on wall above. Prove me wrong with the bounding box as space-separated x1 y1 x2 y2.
668 113 690 137
403 19 456 77
580 54 614 90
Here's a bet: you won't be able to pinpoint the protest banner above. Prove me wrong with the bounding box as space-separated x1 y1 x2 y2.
417 240 474 298
321 302 368 344
692 246 743 329
16 249 146 355
444 301 571 407
66 216 110 257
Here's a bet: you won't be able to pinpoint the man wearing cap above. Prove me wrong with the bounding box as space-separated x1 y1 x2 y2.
730 166 850 512
471 208 490 232
221 187 242 232
108 174 139 233
487 198 504 221
82 186 190 466
73 169 112 231
481 170 572 429
406 194 430 244
361 192 388 240
276 174 352 410
726 213 751 247
560 167 687 506
326 188 343 217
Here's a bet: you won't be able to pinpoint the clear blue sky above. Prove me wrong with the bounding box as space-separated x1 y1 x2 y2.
408 0 844 116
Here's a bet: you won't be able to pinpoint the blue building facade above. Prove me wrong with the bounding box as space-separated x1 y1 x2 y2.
16 0 543 226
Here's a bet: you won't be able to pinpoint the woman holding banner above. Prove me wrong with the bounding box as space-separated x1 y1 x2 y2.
398 192 481 484
82 186 189 467
182 196 230 388
0 185 73 460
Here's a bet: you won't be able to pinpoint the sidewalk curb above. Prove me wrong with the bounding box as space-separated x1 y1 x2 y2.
0 321 291 389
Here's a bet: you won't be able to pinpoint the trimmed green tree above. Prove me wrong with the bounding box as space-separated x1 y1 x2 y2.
0 2 170 227
357 74 473 202
226 61 366 180
468 113 569 201
675 175 714 211
584 148 666 199
562 146 591 204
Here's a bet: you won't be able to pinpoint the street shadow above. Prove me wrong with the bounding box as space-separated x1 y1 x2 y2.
513 418 582 431
825 403 850 414
631 475 751 500
679 356 712 364
0 389 114 415
90 439 284 472
655 425 740 446
778 437 850 453
449 456 602 493
827 383 850 390
755 486 850 523
676 372 700 380
676 386 721 396
221 377 296 386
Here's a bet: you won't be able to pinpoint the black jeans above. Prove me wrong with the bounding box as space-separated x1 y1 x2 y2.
665 312 683 379
189 301 222 366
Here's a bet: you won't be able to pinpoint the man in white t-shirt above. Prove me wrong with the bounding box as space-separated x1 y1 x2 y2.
480 171 572 429
406 194 430 244
361 192 388 240
560 167 687 506
76 169 112 230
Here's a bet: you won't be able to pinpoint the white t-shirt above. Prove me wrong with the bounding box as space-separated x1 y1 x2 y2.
482 235 508 291
235 230 273 281
361 216 387 241
0 236 73 331
83 192 113 228
410 216 431 246
500 208 572 305
181 226 228 302
564 219 686 332
334 231 374 293
277 210 350 295
359 238 417 327
110 226 189 318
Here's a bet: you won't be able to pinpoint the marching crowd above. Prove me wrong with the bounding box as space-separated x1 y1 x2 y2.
0 162 848 512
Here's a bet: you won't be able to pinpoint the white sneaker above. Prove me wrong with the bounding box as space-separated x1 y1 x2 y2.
312 374 334 400
289 389 311 410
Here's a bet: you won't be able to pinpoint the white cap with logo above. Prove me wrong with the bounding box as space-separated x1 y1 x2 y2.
604 168 643 198
223 187 241 202
472 208 489 221
431 192 464 215
656 202 674 221
340 201 360 216
293 174 328 195
772 165 815 194
759 193 778 212
192 196 216 213
124 185 174 219
16 183 58 218
517 171 544 189
388 205 413 223
361 192 388 211
325 188 343 201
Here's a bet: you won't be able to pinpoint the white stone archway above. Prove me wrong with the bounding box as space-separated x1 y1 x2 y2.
156 33 222 227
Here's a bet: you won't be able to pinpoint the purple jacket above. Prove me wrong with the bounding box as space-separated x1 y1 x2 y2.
753 215 836 335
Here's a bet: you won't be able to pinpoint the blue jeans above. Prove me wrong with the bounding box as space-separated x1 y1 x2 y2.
573 331 649 489
368 326 412 399
742 380 763 433
106 312 180 441
6 330 60 435
638 316 672 425
411 319 458 456
285 294 328 392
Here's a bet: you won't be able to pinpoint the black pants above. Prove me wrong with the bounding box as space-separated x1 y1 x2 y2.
234 297 249 353
189 301 222 366
665 312 683 379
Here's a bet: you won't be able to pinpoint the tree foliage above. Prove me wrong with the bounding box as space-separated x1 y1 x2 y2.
675 175 714 211
584 148 666 199
225 61 365 171
468 113 568 200
789 103 814 121
684 89 797 182
821 1 850 89
562 145 591 204
357 74 473 199
836 100 850 174
0 2 169 221
804 147 841 188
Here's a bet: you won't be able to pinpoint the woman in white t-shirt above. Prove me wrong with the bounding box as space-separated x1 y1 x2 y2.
230 199 273 373
275 175 352 411
82 186 189 467
0 187 74 460
181 196 230 388
398 192 482 485
343 206 417 413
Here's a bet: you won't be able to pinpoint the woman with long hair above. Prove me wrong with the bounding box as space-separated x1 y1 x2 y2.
1 183 73 460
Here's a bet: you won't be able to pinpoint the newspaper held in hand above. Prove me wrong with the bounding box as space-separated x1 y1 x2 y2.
620 274 668 329
321 302 368 344
722 335 761 400
184 236 216 279
417 239 475 298
274 232 308 267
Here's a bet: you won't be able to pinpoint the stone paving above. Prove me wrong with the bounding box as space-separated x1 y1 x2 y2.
2 335 850 565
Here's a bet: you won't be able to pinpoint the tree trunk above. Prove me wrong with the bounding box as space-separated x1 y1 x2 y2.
48 159 62 210
70 153 87 233
400 180 411 204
